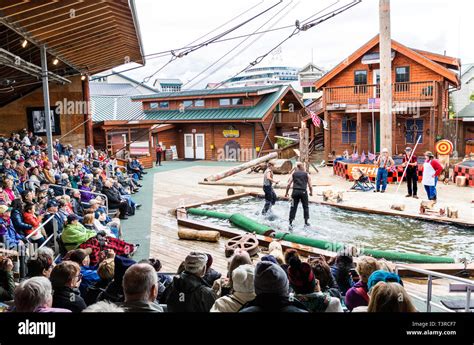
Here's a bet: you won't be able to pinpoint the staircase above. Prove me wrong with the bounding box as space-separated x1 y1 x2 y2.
309 132 324 164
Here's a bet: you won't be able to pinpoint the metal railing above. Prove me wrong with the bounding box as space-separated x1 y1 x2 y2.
395 264 473 313
23 179 109 213
323 81 438 106
24 215 60 261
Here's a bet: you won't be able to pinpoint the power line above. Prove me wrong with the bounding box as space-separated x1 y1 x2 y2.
107 1 361 158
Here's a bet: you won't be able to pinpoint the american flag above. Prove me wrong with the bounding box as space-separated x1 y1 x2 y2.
360 151 366 163
368 152 376 161
309 110 321 127
352 151 359 160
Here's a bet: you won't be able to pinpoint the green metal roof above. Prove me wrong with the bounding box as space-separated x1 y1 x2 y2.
131 84 285 101
456 102 474 118
141 85 288 121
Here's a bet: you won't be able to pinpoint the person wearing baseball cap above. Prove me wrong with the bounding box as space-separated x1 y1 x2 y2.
165 251 217 312
402 147 419 198
422 151 443 202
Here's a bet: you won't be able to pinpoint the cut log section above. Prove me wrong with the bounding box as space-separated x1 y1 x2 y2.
178 229 220 242
249 159 293 175
390 204 406 211
204 152 278 182
447 207 458 219
227 187 245 196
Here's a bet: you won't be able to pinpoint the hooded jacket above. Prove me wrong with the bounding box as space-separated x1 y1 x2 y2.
165 271 217 312
52 286 86 313
60 222 96 251
239 294 308 313
97 256 136 303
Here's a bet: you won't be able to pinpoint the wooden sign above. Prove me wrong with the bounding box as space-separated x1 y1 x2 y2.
223 126 240 138
170 145 178 160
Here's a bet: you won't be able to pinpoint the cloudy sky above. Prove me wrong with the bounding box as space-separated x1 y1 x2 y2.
118 0 473 89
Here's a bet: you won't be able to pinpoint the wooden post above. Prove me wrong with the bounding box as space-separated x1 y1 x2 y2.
356 112 362 153
379 0 392 154
324 111 330 160
429 108 435 152
299 125 309 170
82 76 93 147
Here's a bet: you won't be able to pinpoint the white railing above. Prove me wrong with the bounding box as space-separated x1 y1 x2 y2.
395 264 473 313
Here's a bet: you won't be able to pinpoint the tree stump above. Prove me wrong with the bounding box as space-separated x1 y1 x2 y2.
447 207 458 219
227 187 245 195
390 204 405 211
456 176 467 187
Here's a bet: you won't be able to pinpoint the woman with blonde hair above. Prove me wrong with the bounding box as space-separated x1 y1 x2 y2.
368 281 417 312
345 256 379 311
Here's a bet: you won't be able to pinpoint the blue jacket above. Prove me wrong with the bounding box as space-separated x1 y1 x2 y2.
0 217 25 247
10 209 32 236
79 265 101 297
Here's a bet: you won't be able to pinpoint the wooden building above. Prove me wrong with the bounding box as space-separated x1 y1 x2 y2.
314 35 461 160
131 85 305 161
0 1 144 147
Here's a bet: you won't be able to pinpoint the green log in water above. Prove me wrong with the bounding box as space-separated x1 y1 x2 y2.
187 208 455 264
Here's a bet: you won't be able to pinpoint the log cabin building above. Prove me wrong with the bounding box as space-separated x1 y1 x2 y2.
130 85 305 161
314 35 461 160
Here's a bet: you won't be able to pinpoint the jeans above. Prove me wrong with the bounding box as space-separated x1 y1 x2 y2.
262 185 277 214
375 168 388 191
424 177 438 200
289 189 309 223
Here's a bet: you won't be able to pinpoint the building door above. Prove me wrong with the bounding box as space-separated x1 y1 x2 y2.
195 133 205 160
184 134 194 159
373 69 380 98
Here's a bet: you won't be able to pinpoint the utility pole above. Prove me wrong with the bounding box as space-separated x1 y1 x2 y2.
379 0 392 153
40 45 54 162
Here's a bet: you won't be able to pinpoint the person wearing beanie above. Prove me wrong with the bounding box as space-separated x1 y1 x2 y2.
202 253 222 287
288 257 343 313
211 264 256 312
367 270 403 292
212 249 252 298
239 261 308 313
164 252 217 312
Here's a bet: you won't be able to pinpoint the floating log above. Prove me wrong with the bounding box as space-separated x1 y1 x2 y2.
390 204 406 211
227 187 245 196
178 228 220 242
204 152 278 182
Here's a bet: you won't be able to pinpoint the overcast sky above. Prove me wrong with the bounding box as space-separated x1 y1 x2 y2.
117 0 473 89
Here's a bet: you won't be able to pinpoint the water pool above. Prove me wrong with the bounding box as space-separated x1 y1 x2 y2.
189 196 474 260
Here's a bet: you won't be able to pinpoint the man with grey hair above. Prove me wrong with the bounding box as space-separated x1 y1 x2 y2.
164 252 217 312
14 277 70 312
83 301 125 313
119 263 163 312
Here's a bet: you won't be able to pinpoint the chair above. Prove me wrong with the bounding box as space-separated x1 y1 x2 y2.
350 168 375 192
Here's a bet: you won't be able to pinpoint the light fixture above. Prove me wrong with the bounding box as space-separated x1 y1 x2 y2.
81 75 86 81
21 39 28 48
52 58 59 65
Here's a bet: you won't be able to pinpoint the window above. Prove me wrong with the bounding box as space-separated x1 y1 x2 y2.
183 100 193 108
231 98 242 105
303 87 311 93
406 119 423 144
149 102 158 109
354 70 367 94
159 101 169 108
194 100 204 107
219 98 231 106
342 116 357 144
395 66 410 92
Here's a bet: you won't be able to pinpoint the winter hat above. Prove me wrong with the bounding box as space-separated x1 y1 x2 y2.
254 261 289 296
184 252 208 275
368 270 403 292
287 256 316 294
0 205 12 215
231 264 255 294
260 255 278 264
205 253 213 270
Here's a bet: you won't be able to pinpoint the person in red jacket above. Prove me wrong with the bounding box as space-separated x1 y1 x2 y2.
155 144 163 166
421 151 443 201
23 203 46 245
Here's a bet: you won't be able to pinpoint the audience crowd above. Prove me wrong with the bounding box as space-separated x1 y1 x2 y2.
0 130 416 313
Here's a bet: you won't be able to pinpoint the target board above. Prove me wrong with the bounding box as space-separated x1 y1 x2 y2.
435 140 453 155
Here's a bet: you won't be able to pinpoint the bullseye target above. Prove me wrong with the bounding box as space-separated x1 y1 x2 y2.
435 140 453 155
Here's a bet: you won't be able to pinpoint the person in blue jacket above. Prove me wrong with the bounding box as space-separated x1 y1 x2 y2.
0 204 27 277
10 199 32 237
66 248 101 298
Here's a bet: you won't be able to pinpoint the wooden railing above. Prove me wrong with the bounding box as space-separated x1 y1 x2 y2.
323 81 438 107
